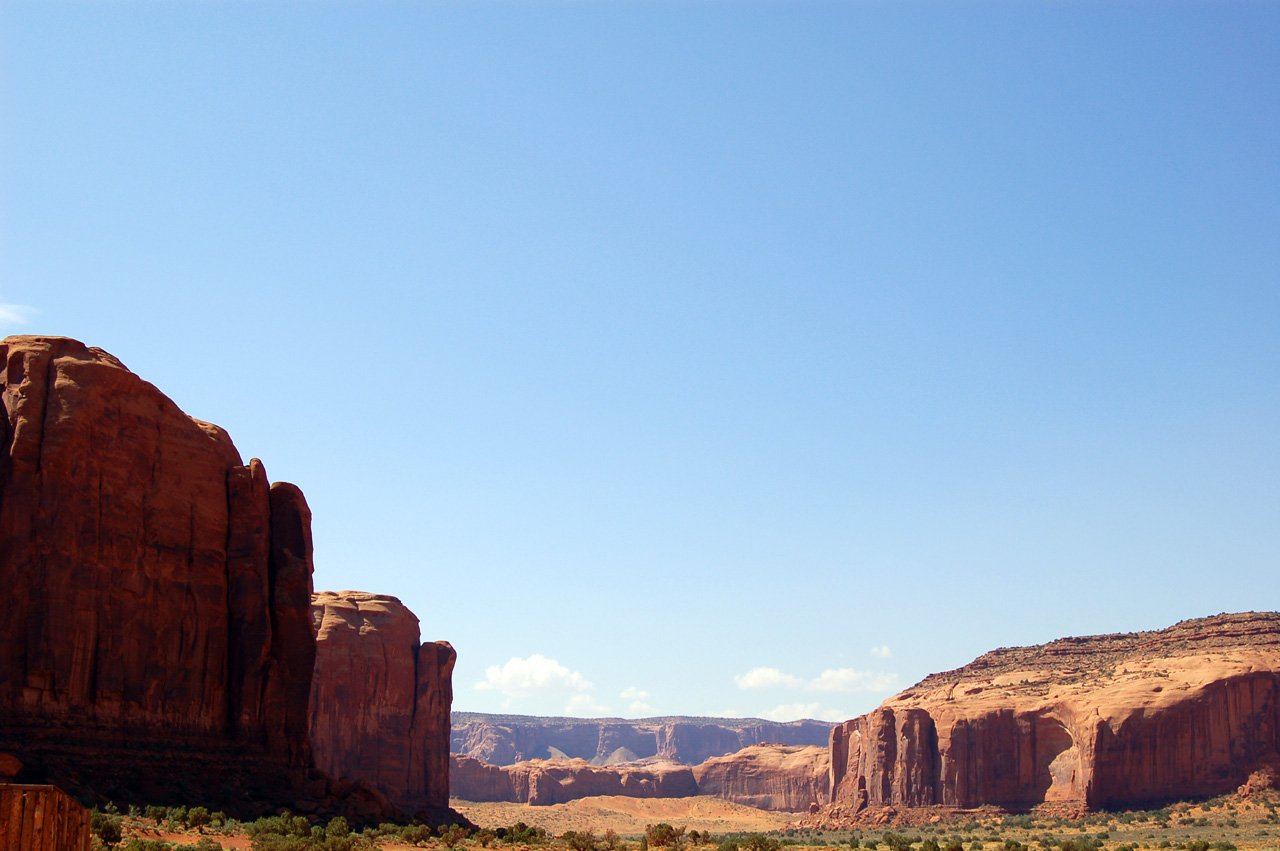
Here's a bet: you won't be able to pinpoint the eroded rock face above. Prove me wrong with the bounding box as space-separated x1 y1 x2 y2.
450 744 827 812
824 612 1280 819
693 745 829 812
450 754 698 806
451 714 832 767
310 591 456 815
0 336 316 809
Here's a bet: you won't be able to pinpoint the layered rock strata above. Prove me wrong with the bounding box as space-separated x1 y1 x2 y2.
452 714 832 767
450 755 698 806
451 744 828 812
0 336 398 818
693 745 829 812
824 612 1280 818
309 591 456 816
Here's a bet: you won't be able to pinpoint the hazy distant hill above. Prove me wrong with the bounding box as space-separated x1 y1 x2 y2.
450 712 833 766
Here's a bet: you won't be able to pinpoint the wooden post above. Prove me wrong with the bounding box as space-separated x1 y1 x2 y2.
0 785 91 851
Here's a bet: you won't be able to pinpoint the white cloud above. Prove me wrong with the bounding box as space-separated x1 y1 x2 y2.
0 303 34 327
761 703 850 723
565 694 611 716
808 668 901 694
476 654 592 696
735 667 804 690
621 687 655 716
870 645 892 659
736 666 900 694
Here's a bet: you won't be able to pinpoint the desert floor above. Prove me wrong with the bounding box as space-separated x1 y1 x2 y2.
452 795 798 835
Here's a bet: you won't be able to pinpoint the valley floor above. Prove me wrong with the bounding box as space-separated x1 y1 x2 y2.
451 795 798 835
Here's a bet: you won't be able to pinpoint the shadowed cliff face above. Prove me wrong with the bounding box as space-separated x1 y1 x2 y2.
0 335 320 811
309 591 456 815
825 612 1280 817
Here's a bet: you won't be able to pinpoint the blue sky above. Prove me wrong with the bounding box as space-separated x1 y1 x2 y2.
2 1 1277 723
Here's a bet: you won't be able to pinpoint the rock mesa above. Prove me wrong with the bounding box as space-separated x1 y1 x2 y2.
824 612 1280 819
450 754 698 806
451 743 828 812
452 714 831 767
694 745 829 812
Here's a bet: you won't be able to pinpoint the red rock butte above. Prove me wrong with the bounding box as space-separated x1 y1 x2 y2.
310 591 455 816
0 336 456 820
822 612 1280 822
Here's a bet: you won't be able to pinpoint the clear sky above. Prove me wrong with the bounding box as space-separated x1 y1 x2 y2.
2 1 1277 723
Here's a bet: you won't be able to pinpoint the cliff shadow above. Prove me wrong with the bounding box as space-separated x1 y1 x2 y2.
1034 716 1081 803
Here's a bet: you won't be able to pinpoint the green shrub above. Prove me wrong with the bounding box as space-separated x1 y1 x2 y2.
563 830 599 851
439 824 470 849
742 835 780 851
92 812 123 847
882 835 912 851
502 822 548 845
646 824 686 848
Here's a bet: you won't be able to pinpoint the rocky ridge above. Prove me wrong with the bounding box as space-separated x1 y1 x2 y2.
451 744 829 812
817 612 1280 824
452 714 832 767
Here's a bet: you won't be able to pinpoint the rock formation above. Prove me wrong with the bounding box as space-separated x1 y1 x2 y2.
0 336 463 821
310 591 456 816
0 336 324 809
822 612 1280 821
451 743 827 812
452 713 832 767
694 745 829 812
450 754 698 806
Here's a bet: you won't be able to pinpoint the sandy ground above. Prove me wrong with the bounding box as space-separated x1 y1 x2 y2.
126 826 251 848
452 796 799 836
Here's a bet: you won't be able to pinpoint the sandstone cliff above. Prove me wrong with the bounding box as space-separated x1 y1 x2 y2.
823 612 1280 820
0 336 325 810
451 744 827 812
450 754 698 806
452 714 831 766
694 745 829 812
310 591 456 816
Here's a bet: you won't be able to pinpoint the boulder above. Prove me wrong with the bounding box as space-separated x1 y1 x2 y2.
310 591 456 814
822 612 1280 820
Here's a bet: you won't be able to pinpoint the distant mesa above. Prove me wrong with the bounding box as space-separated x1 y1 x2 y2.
451 712 833 767
810 611 1280 826
450 743 828 812
450 714 834 811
